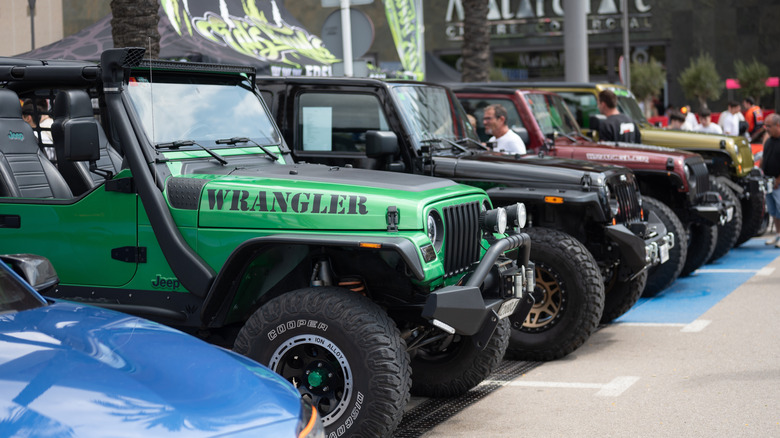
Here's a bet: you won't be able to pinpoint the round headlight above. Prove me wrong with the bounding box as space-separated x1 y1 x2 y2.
605 185 619 216
427 211 444 251
684 165 696 190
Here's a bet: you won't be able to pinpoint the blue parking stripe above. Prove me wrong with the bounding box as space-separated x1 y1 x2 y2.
615 237 780 324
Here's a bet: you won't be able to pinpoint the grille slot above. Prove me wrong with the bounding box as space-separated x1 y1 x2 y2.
687 159 711 197
613 180 642 223
442 201 481 277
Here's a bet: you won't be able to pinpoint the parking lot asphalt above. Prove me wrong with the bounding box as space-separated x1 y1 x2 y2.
406 237 780 437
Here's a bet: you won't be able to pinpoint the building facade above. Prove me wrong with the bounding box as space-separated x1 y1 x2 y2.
2 0 777 111
286 0 780 111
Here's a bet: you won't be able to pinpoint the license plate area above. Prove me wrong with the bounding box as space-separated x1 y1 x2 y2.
659 243 670 264
497 298 520 319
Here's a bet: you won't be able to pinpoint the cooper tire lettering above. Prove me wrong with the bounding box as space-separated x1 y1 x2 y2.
234 287 410 437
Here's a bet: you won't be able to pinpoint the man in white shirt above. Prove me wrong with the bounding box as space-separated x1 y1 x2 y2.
681 105 699 131
694 107 723 134
718 100 745 136
483 104 526 155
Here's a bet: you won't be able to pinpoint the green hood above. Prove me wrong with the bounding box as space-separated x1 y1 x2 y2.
189 163 487 231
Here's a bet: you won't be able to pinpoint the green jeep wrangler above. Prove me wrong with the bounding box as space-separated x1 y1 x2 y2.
0 48 534 438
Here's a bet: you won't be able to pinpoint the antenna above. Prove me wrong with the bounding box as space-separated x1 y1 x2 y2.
148 37 155 145
148 36 158 185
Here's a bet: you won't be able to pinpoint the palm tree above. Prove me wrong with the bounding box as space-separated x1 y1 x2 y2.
111 0 161 58
461 0 490 82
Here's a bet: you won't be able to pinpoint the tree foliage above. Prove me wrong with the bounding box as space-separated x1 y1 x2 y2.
461 0 490 82
111 0 161 58
734 58 770 103
677 52 722 110
631 58 665 102
631 58 666 118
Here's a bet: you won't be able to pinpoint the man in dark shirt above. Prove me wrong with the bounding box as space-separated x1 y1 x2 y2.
761 113 780 247
597 89 641 143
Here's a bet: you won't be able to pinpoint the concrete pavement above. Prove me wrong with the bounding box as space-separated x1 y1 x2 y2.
420 238 780 437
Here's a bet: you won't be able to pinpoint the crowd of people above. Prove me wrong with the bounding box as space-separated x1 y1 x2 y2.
664 97 771 143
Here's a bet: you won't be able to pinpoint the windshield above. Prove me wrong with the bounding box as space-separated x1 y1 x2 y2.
615 92 648 124
391 85 473 149
126 73 281 147
525 93 581 136
0 263 46 314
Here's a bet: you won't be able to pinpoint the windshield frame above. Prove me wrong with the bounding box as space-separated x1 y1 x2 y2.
124 71 283 151
525 92 582 136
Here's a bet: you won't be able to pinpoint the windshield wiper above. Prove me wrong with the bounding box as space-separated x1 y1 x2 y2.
421 137 471 154
156 140 228 165
216 137 279 161
455 137 490 150
557 130 579 142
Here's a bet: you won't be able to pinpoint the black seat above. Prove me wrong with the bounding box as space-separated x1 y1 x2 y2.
0 89 72 199
51 90 122 195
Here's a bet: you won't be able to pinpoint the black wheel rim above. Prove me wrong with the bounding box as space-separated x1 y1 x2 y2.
269 334 353 426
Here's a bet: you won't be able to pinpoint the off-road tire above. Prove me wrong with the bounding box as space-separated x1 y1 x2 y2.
642 196 687 296
708 177 742 262
233 287 411 438
679 222 718 277
755 211 771 237
735 186 765 246
601 270 648 323
410 318 510 397
504 227 604 361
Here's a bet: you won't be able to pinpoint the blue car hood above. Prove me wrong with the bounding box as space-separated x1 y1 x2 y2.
0 301 301 437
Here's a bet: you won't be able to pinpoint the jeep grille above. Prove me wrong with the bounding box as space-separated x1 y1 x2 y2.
613 180 642 223
442 201 481 277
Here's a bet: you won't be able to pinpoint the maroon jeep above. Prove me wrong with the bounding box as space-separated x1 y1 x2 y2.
454 86 731 295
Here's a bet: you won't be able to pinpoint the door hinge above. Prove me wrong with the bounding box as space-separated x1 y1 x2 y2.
112 246 147 263
105 177 135 193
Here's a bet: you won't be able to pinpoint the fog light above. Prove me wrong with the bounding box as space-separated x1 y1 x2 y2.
505 202 527 228
480 207 507 234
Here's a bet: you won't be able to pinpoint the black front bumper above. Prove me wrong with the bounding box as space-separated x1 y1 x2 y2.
421 232 534 348
691 191 735 225
605 209 672 277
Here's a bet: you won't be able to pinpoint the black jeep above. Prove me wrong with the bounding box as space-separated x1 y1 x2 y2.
258 76 674 361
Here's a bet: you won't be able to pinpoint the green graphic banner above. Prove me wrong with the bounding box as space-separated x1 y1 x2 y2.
161 0 337 75
384 0 424 81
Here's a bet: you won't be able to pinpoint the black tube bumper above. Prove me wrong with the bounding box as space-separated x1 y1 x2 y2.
421 232 534 348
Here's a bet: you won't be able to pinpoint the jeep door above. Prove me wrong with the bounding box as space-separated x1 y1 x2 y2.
0 188 139 287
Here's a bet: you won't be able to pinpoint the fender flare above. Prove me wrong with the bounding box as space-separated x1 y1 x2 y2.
200 234 424 326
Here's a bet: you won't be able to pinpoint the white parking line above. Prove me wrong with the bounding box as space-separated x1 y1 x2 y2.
615 319 711 332
483 376 639 397
696 268 768 274
757 267 776 276
680 319 711 332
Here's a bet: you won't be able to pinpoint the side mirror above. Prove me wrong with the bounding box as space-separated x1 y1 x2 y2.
512 127 530 146
589 114 605 132
0 254 59 292
366 130 399 158
64 119 100 162
738 121 748 136
589 114 606 140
